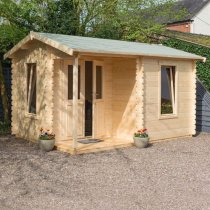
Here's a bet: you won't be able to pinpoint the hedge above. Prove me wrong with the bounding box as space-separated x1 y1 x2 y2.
163 38 210 91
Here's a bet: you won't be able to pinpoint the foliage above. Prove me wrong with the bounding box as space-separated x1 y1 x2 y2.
118 0 188 43
0 0 187 123
161 99 173 115
0 61 9 122
163 38 210 91
0 0 187 50
39 128 55 140
165 30 210 48
44 0 79 35
134 129 148 138
0 121 10 135
0 25 26 58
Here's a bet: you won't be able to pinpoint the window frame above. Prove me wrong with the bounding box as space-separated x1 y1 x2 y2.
26 63 37 116
159 65 178 119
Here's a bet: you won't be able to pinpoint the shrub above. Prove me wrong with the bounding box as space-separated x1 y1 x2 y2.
163 38 210 91
0 121 11 135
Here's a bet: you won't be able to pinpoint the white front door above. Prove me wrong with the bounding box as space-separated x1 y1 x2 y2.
64 60 85 138
92 61 105 138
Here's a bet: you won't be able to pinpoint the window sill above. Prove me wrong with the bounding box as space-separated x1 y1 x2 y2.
159 114 178 120
25 113 39 120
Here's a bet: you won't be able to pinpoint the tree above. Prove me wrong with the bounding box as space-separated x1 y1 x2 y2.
0 0 186 122
0 0 187 43
44 0 80 35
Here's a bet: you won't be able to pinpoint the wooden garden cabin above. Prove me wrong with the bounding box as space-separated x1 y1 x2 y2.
4 32 205 154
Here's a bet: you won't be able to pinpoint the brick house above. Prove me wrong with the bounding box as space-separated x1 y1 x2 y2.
166 0 210 35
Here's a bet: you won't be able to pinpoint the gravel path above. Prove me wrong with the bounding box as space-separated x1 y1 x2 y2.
1 134 210 210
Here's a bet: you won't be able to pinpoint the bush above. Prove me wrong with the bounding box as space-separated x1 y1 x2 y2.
163 38 210 91
0 121 11 135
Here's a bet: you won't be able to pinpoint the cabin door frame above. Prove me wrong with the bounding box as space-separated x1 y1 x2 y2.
64 59 85 139
63 59 105 139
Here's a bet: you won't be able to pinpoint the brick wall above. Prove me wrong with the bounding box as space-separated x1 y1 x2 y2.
166 21 191 33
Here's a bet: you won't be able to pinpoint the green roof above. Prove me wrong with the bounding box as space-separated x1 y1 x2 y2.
4 32 205 61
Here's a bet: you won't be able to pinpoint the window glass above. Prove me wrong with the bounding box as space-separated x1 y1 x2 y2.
27 64 36 114
161 66 176 115
68 65 80 100
96 66 102 99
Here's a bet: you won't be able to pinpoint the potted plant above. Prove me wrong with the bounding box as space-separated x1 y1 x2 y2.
39 128 55 152
133 128 149 148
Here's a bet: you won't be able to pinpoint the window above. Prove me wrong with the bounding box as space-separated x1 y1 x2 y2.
161 66 176 115
27 63 36 114
96 66 103 99
68 65 80 100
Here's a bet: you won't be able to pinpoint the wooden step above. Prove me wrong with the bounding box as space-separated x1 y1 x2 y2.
55 139 133 155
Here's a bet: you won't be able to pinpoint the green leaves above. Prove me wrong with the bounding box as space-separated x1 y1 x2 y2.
0 121 10 135
0 24 26 53
0 0 188 54
163 38 210 91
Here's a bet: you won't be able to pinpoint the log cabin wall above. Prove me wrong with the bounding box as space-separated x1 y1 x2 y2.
103 59 113 138
11 41 68 142
143 58 196 141
112 58 137 140
11 40 197 143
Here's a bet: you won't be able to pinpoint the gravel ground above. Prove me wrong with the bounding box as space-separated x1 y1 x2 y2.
1 134 210 210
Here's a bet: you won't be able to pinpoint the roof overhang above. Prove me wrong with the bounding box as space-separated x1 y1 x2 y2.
4 31 74 59
74 49 206 62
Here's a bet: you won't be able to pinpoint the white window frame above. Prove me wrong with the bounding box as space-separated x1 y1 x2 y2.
159 65 178 119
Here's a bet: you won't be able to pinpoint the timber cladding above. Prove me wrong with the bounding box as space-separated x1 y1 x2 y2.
6 31 205 152
10 41 197 143
112 59 137 139
11 53 197 142
143 58 196 141
11 42 57 141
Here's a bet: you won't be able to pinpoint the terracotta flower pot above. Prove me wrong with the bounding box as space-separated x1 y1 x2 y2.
133 137 149 148
39 139 55 152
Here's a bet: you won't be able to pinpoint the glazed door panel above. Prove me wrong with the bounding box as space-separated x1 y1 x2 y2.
93 61 105 138
64 60 85 138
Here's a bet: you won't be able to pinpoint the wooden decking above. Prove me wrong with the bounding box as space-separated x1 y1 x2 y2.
55 138 133 155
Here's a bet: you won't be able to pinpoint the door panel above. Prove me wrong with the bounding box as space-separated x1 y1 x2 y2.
64 60 85 139
93 101 105 137
66 102 84 137
93 61 105 138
